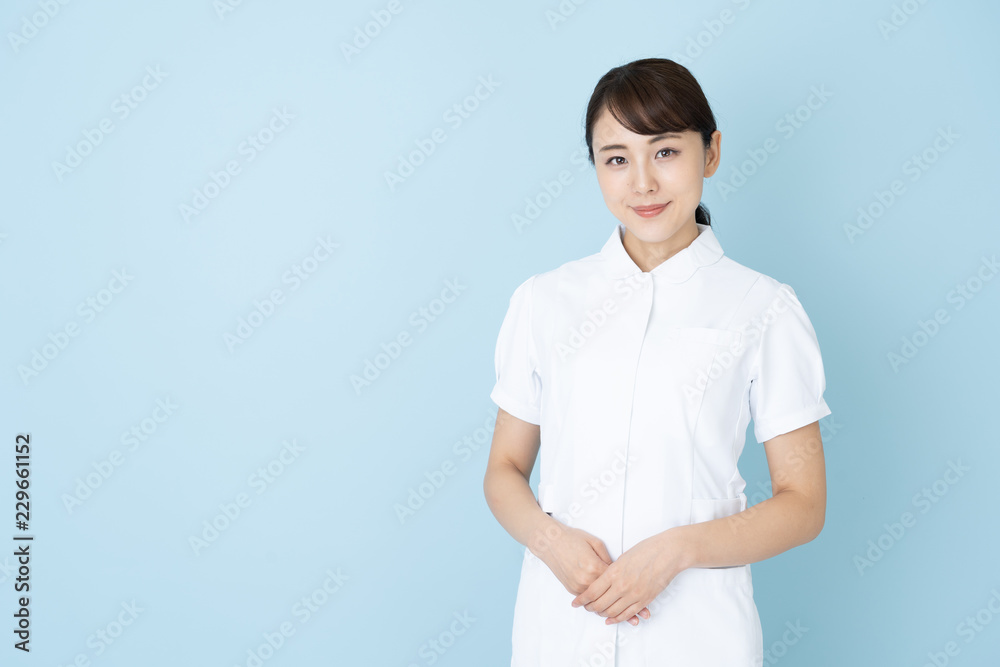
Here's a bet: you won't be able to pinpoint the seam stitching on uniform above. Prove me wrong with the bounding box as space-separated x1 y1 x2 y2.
747 276 772 380
728 385 751 497
723 273 763 331
526 274 541 414
722 274 763 476
687 347 714 523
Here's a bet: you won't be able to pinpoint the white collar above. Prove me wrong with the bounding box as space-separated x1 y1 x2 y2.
599 222 725 283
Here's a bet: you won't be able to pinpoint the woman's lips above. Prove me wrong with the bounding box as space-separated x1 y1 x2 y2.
631 202 669 218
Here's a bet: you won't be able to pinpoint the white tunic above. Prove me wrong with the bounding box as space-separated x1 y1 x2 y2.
490 222 832 666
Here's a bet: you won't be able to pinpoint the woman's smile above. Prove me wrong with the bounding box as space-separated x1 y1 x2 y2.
631 202 670 218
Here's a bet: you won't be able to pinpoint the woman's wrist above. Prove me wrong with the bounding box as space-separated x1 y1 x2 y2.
656 525 698 577
526 511 564 562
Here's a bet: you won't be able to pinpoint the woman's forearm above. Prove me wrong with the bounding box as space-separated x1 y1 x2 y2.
484 462 559 558
666 489 825 571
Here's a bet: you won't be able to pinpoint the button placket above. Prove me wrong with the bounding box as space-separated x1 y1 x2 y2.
613 272 654 653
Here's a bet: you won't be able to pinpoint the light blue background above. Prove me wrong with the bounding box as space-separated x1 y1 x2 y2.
2 0 998 665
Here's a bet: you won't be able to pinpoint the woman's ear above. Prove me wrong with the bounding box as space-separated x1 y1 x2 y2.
703 130 722 178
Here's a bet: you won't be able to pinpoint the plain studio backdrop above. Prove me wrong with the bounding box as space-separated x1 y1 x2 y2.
1 0 998 665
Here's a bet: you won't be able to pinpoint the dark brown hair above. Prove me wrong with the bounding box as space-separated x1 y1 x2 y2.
584 58 718 226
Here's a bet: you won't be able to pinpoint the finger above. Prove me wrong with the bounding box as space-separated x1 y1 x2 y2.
571 586 594 609
587 590 621 616
624 608 650 626
600 596 631 621
572 574 611 609
625 609 648 627
590 538 613 565
607 602 646 625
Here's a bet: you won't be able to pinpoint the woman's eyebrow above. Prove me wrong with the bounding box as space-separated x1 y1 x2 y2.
598 133 683 153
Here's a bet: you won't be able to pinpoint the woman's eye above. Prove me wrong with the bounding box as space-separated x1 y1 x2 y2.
605 150 675 166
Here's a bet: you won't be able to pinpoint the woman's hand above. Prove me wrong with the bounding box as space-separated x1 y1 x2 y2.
531 519 650 626
569 530 683 625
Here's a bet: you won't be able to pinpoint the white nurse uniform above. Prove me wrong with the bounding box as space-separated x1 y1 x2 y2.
490 222 832 667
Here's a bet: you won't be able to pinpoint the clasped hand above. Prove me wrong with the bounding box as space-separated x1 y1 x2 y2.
533 521 680 626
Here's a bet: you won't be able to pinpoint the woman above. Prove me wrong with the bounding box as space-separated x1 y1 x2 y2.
483 58 831 666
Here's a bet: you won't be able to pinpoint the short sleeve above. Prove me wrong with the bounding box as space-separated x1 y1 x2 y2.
748 283 832 443
490 275 542 425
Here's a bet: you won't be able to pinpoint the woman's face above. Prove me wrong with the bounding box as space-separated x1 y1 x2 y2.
592 106 721 248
